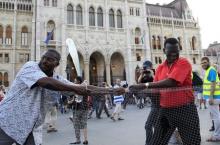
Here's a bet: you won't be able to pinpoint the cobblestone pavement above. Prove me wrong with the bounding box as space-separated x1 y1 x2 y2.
44 105 219 145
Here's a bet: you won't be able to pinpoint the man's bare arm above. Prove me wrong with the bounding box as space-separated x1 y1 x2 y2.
36 77 87 95
129 78 178 91
36 77 125 96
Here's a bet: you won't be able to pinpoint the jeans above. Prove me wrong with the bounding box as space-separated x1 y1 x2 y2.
0 128 35 145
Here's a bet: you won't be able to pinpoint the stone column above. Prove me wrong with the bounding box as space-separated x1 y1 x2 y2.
125 0 133 84
84 61 90 83
105 0 109 42
61 0 67 77
12 1 17 79
35 0 42 61
31 0 36 60
84 0 88 42
106 63 111 85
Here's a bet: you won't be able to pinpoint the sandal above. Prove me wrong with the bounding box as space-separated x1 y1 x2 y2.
206 137 220 142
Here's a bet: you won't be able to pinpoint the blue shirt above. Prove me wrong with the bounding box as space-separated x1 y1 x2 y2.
113 85 124 104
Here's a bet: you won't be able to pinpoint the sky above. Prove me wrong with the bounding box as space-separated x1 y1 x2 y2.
146 0 220 49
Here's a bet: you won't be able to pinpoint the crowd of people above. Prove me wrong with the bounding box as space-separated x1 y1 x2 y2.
0 38 220 145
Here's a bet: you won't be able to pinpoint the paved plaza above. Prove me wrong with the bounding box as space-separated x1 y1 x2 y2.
44 105 219 145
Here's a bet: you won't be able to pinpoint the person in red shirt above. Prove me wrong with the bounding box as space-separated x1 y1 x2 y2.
130 38 201 145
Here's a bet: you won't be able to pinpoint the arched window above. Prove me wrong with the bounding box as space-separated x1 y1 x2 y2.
135 27 141 44
52 0 57 7
6 26 12 45
9 3 11 9
193 57 196 64
89 7 95 26
155 57 158 64
4 72 8 87
0 25 3 44
26 5 29 11
67 4 74 24
178 37 182 50
192 36 196 50
159 57 162 64
4 53 9 63
97 7 103 27
76 5 83 25
152 36 156 49
0 72 2 85
164 36 167 41
17 4 20 10
0 54 2 63
109 9 115 28
117 10 122 28
21 26 28 46
136 53 141 61
46 20 55 41
44 0 49 6
157 36 161 49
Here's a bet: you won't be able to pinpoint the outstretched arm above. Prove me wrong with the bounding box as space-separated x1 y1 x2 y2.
36 77 87 96
129 78 178 91
36 77 125 96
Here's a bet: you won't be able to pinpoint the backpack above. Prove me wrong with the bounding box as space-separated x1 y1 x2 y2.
192 72 203 86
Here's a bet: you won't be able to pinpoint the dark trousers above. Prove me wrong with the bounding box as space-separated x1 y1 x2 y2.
98 100 110 117
149 103 201 145
145 107 159 145
88 100 99 117
0 128 35 145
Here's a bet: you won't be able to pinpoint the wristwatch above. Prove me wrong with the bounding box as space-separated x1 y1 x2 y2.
145 83 149 88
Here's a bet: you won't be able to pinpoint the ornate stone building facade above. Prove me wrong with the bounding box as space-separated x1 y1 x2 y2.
0 0 32 87
0 0 202 87
33 0 149 86
146 0 202 70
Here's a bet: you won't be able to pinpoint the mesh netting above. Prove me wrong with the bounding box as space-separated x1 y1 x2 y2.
59 85 210 145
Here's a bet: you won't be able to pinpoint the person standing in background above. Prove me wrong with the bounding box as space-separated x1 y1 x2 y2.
137 60 159 145
201 57 220 142
70 76 89 145
111 79 124 121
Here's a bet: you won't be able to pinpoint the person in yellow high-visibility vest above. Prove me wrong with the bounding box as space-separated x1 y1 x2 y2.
201 56 220 142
